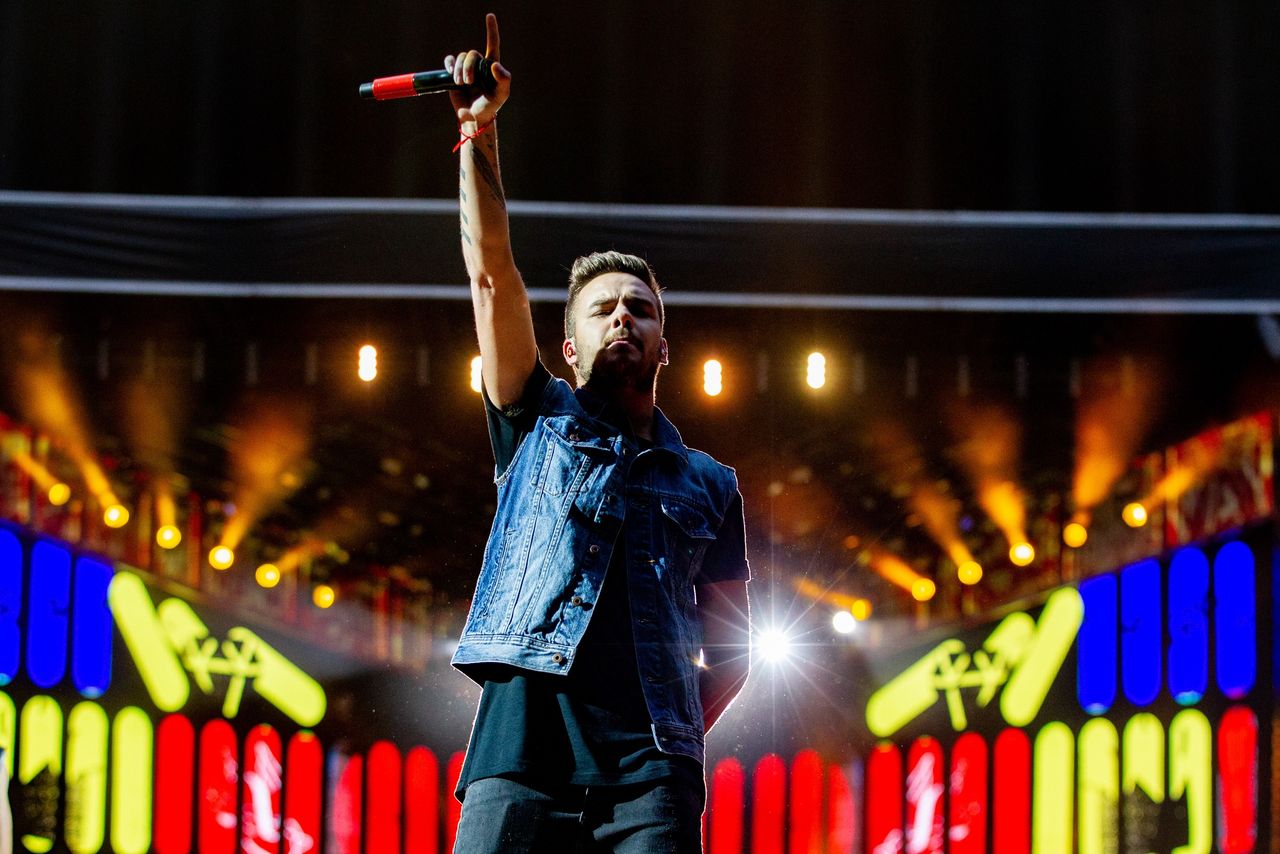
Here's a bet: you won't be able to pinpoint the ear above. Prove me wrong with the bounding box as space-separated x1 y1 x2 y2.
658 337 669 366
562 337 578 368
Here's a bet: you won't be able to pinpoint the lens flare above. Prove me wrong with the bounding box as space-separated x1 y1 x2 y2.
958 560 984 585
757 628 792 663
832 611 858 634
357 344 378 382
805 352 827 389
703 359 723 397
209 546 235 570
255 563 281 588
470 356 483 393
312 584 336 609
1009 542 1036 566
911 578 937 602
1122 502 1149 528
155 525 182 549
851 598 873 621
103 504 130 528
47 482 71 506
1063 522 1089 548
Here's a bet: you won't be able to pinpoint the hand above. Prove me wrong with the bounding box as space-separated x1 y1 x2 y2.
444 13 511 127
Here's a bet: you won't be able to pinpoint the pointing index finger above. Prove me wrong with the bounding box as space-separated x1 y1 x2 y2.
485 12 501 62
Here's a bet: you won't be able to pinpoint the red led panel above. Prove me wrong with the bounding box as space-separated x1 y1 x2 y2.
906 737 944 854
751 754 786 854
329 753 363 854
707 758 744 854
154 714 195 854
283 732 323 854
826 763 856 854
444 751 465 854
788 750 824 854
1218 706 1257 854
404 747 439 854
948 733 988 854
241 725 283 854
197 720 238 854
366 741 403 854
991 728 1031 854
865 743 903 854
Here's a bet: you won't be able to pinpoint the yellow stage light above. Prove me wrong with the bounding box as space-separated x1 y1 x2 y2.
470 356 483 393
1063 522 1089 548
155 525 182 549
703 359 723 397
209 545 235 570
358 344 378 382
103 504 130 528
806 352 827 389
47 482 71 506
851 598 873 621
312 583 336 609
958 560 984 585
1009 542 1036 566
832 610 857 634
1122 502 1148 528
911 578 936 602
256 563 281 589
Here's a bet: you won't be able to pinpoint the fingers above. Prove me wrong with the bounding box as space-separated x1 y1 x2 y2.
485 12 501 61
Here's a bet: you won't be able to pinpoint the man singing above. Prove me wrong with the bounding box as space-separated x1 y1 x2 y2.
444 15 751 853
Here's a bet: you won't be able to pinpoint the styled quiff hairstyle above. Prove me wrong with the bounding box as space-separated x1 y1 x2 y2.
564 251 665 338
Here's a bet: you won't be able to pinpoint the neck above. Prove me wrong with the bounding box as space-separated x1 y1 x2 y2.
583 378 657 441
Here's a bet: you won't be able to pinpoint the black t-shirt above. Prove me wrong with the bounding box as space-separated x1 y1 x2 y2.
457 361 695 795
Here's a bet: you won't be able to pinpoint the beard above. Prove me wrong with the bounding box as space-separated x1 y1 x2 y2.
578 339 661 393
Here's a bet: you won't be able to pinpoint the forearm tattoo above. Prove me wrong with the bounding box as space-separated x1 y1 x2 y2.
471 140 506 208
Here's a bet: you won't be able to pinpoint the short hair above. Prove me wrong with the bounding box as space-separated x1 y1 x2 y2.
564 251 665 338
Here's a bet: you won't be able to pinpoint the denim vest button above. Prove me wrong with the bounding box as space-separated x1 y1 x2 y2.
551 653 565 664
588 544 601 555
570 595 584 606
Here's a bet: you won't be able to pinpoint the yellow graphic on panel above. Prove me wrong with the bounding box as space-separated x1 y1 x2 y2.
866 587 1083 736
108 571 326 726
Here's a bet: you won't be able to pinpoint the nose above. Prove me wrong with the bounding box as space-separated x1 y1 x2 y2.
612 307 633 329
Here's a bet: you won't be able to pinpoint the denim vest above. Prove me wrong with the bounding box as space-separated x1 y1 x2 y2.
452 377 741 763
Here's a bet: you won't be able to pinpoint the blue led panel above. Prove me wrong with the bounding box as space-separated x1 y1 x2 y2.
1214 541 1255 699
0 529 22 685
72 558 114 698
1120 559 1161 707
1077 574 1117 714
28 539 71 689
1167 548 1208 705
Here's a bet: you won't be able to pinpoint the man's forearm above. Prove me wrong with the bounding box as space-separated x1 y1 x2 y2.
458 119 515 281
700 660 749 733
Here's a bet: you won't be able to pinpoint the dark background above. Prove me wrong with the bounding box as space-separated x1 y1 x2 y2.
1 0 1276 212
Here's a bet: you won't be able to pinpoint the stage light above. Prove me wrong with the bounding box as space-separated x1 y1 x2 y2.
851 598 873 621
757 628 792 663
832 610 858 634
47 482 71 506
703 359 723 397
1122 502 1148 528
805 352 826 389
911 578 936 602
255 563 281 589
1009 542 1035 566
470 356 483 393
358 344 378 382
155 525 182 549
312 584 336 609
958 560 984 585
209 545 235 570
103 504 129 528
1063 522 1088 548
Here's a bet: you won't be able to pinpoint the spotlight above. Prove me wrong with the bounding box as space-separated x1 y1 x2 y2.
255 563 281 589
470 356 483 393
358 344 378 382
156 525 182 549
312 584 336 609
1063 522 1088 548
757 628 792 663
911 578 936 602
850 598 873 621
1009 542 1035 566
103 504 130 528
832 610 858 634
209 546 235 570
805 352 827 389
1122 502 1148 528
958 560 983 585
47 483 71 506
703 359 723 397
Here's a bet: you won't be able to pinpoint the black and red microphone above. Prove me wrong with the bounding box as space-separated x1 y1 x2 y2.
359 58 496 100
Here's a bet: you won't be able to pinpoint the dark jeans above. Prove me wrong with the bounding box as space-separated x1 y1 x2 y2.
453 774 706 854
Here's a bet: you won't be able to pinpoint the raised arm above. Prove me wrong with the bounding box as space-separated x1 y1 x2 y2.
445 13 537 406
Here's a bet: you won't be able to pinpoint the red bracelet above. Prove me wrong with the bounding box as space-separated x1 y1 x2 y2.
453 119 493 153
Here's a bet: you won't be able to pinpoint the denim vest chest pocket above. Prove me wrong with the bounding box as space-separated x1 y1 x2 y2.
538 416 615 498
656 497 719 596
